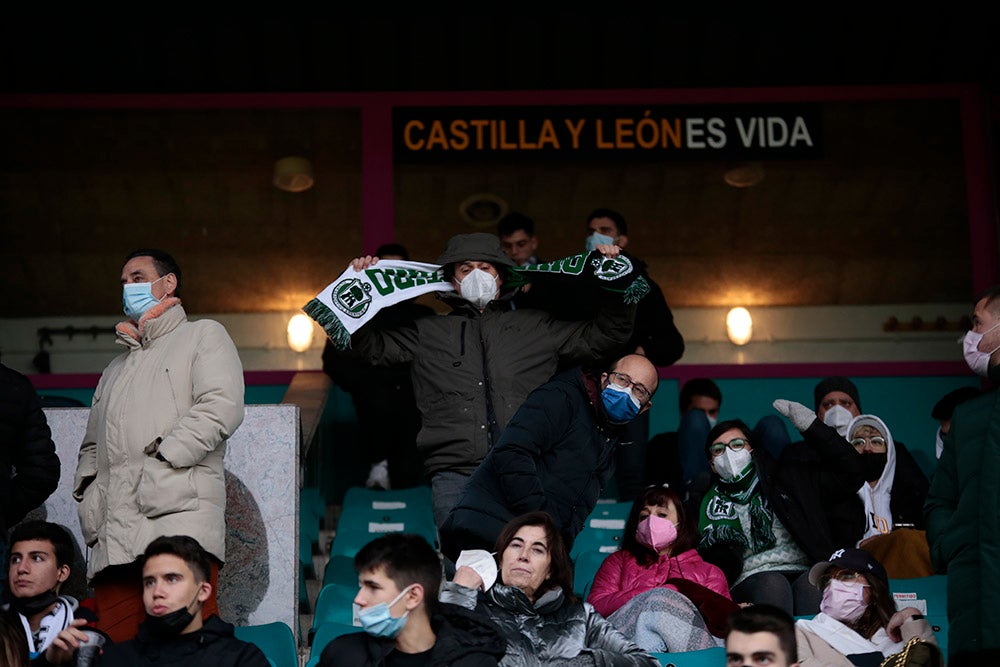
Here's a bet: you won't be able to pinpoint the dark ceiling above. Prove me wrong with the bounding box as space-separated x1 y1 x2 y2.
1 17 998 94
0 18 997 317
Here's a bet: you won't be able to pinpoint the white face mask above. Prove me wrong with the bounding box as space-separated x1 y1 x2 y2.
934 426 945 460
457 268 498 310
714 447 752 481
963 320 1000 377
706 415 718 429
823 405 854 437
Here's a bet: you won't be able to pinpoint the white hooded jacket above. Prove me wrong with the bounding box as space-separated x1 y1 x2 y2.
847 414 896 541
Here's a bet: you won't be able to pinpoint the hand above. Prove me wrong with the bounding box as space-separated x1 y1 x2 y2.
453 565 485 591
45 619 97 664
594 244 621 258
350 255 379 272
886 606 923 642
772 399 817 432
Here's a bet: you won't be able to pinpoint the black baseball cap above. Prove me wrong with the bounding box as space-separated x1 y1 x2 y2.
808 548 888 589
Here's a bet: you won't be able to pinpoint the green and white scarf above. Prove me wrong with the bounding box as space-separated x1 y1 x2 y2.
698 463 777 554
304 250 650 350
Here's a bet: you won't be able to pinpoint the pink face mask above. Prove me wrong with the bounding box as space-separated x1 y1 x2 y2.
636 514 678 552
820 579 868 623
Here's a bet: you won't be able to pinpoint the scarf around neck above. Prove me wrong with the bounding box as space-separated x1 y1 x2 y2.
698 464 777 554
304 251 649 351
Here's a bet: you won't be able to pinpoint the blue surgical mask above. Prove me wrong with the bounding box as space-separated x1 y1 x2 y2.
585 231 615 252
601 382 641 424
356 585 413 638
122 276 166 320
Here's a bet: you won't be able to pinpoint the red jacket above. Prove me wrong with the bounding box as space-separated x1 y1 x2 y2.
587 547 731 618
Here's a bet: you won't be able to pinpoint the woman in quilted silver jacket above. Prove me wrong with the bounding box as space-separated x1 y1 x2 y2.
442 511 658 667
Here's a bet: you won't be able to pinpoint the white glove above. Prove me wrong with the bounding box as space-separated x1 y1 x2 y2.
772 399 817 433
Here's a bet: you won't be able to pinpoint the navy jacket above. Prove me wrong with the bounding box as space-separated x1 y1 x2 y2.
439 368 621 560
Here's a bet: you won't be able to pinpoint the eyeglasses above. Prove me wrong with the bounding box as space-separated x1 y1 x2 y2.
709 438 749 458
820 570 865 588
850 436 887 451
608 372 651 403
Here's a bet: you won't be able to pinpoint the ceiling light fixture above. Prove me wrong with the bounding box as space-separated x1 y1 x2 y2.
723 162 765 188
273 156 315 193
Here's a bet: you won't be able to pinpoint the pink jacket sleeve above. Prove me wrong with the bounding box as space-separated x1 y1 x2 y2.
587 551 639 618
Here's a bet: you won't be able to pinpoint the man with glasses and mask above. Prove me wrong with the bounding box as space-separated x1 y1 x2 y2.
74 249 245 643
42 535 269 666
439 354 658 562
925 284 1000 662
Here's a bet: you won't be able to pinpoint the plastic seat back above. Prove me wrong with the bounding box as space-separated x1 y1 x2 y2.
233 621 298 667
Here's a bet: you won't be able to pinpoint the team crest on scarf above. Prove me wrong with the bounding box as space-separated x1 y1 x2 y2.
705 496 736 520
332 277 374 319
591 255 633 281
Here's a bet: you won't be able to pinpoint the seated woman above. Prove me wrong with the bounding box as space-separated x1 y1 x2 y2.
845 414 932 579
587 485 733 652
796 548 938 666
696 420 823 617
442 510 658 666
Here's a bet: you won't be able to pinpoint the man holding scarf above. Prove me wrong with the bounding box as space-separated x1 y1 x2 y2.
316 233 637 527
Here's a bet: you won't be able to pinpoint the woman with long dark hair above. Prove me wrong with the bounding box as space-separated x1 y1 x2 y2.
587 485 732 652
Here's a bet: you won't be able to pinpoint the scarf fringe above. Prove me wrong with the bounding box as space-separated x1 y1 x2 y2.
303 298 352 351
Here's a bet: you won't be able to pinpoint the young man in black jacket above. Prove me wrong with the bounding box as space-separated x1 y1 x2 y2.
319 533 505 667
38 535 269 666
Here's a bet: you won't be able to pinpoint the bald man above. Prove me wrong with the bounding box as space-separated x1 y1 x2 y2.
440 354 659 560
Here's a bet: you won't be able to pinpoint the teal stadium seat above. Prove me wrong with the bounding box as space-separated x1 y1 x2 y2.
306 621 359 667
323 554 359 589
233 621 298 667
651 647 726 666
310 583 359 637
572 549 609 599
569 503 627 560
340 485 433 516
331 486 438 556
889 575 948 656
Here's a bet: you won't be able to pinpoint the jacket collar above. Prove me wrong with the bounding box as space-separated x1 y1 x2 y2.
488 582 565 616
115 299 185 349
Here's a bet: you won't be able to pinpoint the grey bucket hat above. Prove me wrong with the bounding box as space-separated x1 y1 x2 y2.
436 233 515 268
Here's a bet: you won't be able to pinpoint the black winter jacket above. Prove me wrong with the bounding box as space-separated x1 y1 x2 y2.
351 290 635 476
0 363 60 536
318 603 506 667
759 420 870 563
439 368 621 561
441 582 657 667
95 615 270 667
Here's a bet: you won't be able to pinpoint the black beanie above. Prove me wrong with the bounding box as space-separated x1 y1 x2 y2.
813 376 862 412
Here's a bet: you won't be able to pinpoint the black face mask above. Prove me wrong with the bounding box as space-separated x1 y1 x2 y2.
861 451 888 481
145 594 200 639
9 590 60 616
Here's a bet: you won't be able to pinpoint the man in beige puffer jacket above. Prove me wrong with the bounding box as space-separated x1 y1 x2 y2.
73 248 245 643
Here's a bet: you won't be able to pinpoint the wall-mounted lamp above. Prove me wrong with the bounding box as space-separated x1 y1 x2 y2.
287 314 315 352
273 156 314 193
726 307 753 346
